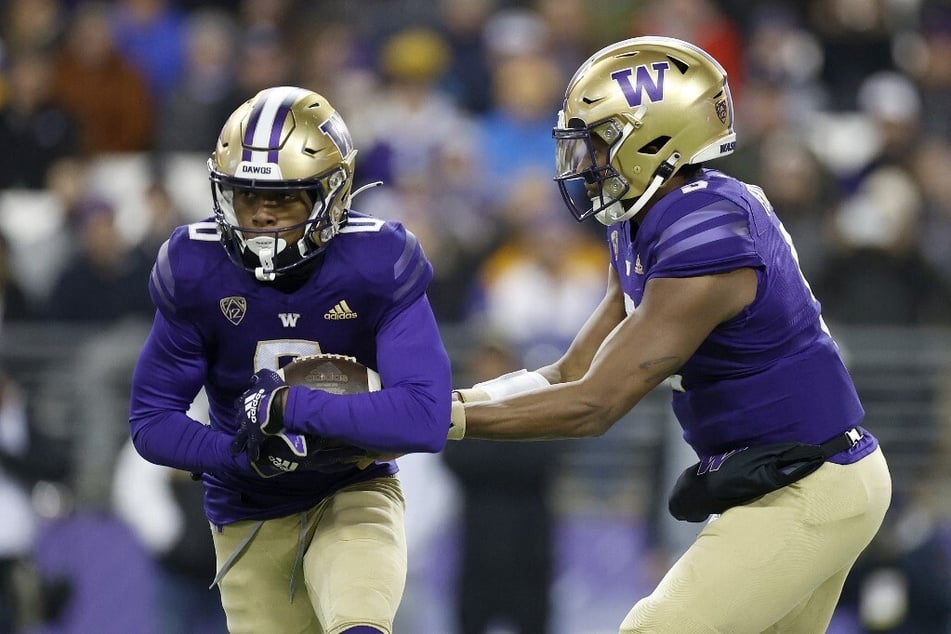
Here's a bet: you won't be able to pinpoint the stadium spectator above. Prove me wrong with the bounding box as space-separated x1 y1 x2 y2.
354 26 490 324
0 0 65 54
813 166 951 327
39 196 154 508
474 50 565 205
0 373 39 633
435 0 497 113
0 232 37 328
112 438 228 634
629 0 746 98
51 1 154 154
358 27 457 186
910 5 951 139
229 25 294 106
155 7 239 155
109 0 188 102
0 50 78 191
295 20 375 123
913 137 951 285
466 170 605 363
443 336 562 634
43 198 153 324
0 366 73 633
807 0 897 111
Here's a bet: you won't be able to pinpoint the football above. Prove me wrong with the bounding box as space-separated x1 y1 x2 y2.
256 354 383 473
279 353 381 394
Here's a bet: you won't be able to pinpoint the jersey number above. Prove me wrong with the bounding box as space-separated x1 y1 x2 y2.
253 340 322 372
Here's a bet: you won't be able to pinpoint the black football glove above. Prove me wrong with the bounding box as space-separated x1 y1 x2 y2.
231 369 288 464
252 433 376 476
249 431 310 478
303 438 377 473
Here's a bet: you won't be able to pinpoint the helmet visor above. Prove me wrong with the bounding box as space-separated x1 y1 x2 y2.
552 125 629 222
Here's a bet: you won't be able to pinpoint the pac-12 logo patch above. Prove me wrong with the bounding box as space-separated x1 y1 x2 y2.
220 296 247 326
715 97 729 124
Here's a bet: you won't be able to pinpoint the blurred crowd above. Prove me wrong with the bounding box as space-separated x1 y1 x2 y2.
1 0 951 631
3 0 951 334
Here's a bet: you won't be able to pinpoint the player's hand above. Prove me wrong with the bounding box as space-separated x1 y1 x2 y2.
231 369 288 462
245 434 402 475
301 438 377 473
249 430 309 478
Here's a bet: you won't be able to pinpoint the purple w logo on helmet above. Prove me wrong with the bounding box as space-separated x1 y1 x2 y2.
611 61 670 107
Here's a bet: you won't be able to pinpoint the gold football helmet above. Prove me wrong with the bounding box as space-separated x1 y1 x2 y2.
209 86 357 280
553 36 736 225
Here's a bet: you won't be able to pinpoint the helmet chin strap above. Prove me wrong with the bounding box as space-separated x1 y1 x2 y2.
254 267 276 282
595 152 681 226
246 236 286 282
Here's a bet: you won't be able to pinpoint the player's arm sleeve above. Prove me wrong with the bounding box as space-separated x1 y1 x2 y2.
129 247 238 475
282 228 452 453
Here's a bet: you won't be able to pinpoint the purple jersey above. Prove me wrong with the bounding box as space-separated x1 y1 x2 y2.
609 169 876 462
129 211 452 525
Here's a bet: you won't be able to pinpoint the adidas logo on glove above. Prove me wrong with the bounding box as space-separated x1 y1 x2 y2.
244 389 266 424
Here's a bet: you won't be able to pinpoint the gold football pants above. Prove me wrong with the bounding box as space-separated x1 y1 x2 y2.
212 475 406 634
622 447 891 633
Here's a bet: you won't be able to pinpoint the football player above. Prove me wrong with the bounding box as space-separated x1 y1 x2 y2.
128 86 452 633
448 37 892 632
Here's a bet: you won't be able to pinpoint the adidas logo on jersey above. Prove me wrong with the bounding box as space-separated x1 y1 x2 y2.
324 300 358 320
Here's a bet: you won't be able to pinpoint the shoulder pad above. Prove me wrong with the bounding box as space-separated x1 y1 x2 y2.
149 221 222 316
335 214 433 303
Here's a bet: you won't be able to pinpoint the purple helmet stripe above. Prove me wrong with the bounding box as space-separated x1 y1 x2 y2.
242 98 267 162
267 95 297 163
242 87 305 163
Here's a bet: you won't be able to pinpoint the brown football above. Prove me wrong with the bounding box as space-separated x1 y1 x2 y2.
280 354 381 394
275 354 381 459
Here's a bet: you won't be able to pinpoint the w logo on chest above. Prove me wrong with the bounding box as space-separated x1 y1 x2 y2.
611 61 669 107
278 313 301 328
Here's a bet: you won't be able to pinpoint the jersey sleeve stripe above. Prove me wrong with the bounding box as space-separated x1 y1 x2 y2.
394 230 420 278
149 266 175 314
149 239 177 313
655 219 750 264
656 205 742 246
394 257 430 302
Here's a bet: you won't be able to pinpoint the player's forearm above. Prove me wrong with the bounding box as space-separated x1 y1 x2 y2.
130 410 236 474
283 385 451 453
461 380 617 441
